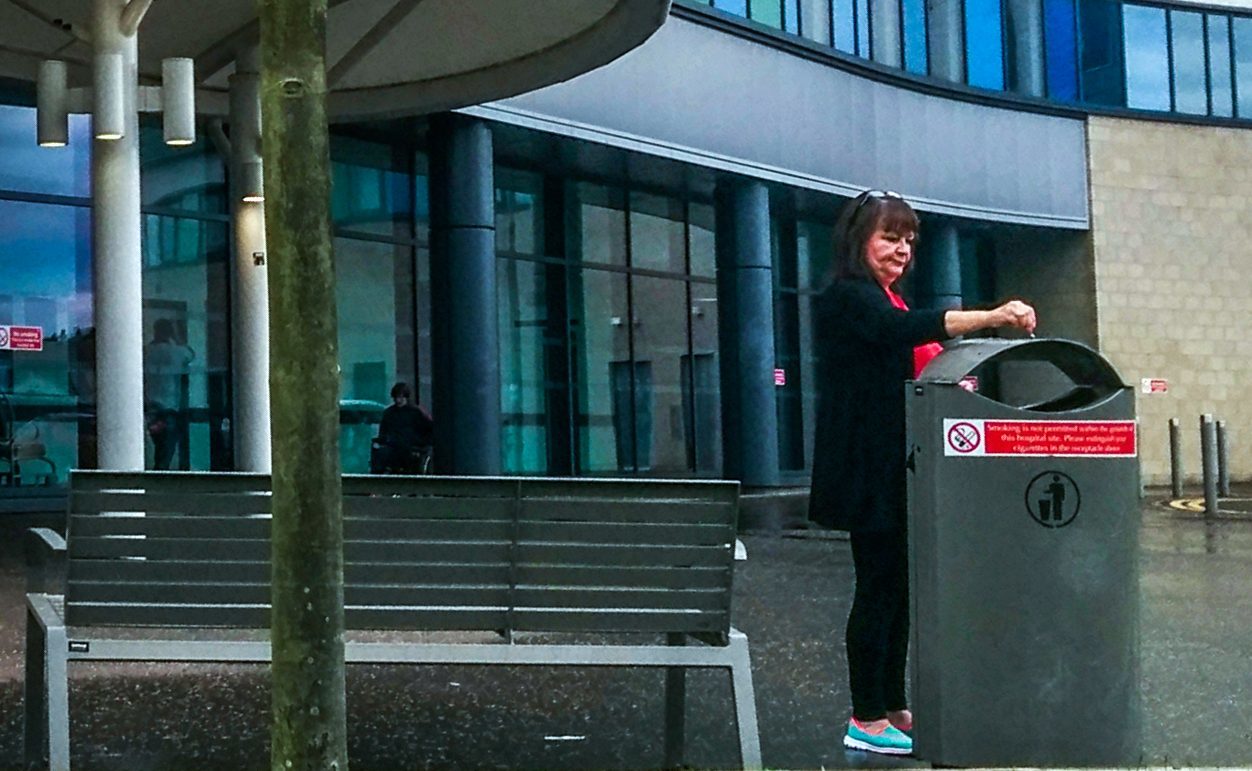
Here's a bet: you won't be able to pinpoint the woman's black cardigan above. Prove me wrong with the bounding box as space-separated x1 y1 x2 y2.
807 278 951 533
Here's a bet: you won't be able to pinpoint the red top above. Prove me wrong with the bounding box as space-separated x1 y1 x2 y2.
885 287 944 377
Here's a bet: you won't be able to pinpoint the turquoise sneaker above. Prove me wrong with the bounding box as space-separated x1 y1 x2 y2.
843 717 914 755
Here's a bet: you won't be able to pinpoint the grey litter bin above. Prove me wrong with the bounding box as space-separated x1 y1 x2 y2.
905 338 1140 768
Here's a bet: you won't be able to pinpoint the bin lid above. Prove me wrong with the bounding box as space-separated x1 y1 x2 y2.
917 338 1126 411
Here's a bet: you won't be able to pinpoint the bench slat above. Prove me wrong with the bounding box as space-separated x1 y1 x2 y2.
72 491 272 516
518 498 731 525
71 470 270 493
515 543 731 568
341 496 516 520
71 539 515 564
515 521 730 546
65 602 725 634
69 560 517 586
69 515 515 541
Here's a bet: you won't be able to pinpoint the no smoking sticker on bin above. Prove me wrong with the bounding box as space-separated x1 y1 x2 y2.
942 418 1137 457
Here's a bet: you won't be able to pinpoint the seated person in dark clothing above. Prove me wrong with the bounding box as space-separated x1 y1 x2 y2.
370 382 434 474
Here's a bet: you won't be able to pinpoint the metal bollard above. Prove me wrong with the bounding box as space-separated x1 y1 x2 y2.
1169 418 1183 499
1217 420 1230 498
1200 414 1219 516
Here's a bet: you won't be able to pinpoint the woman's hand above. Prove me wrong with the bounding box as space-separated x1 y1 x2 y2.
943 300 1039 337
993 300 1037 334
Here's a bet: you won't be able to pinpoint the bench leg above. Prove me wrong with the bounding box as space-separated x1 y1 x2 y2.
24 605 46 770
728 630 762 771
663 633 686 769
24 605 69 771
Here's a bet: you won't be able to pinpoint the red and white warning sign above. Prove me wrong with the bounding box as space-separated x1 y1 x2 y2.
0 325 43 351
942 418 1137 457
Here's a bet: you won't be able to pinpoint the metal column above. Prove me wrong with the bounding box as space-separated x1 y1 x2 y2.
229 47 272 472
714 179 780 487
916 222 963 311
428 114 501 475
91 0 145 471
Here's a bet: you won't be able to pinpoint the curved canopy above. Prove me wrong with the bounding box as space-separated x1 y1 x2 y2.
0 0 670 118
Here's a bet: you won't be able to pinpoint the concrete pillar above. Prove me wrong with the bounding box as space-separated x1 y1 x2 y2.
428 114 500 475
1006 0 1045 96
91 0 145 471
229 47 272 472
870 0 903 69
714 179 780 487
915 222 962 311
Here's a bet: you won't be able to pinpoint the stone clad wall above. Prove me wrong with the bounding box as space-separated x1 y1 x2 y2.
1087 116 1252 486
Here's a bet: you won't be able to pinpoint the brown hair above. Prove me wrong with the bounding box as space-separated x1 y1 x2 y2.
826 191 920 289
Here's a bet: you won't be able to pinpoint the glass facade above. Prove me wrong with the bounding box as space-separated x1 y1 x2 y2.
694 0 1252 122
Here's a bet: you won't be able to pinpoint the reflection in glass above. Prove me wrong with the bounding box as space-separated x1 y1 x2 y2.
496 169 543 256
689 203 716 278
631 276 692 474
1171 11 1207 114
331 135 412 238
141 215 230 471
903 0 928 74
750 0 782 27
966 0 1006 90
571 268 630 474
0 104 91 198
799 0 832 45
1045 0 1080 101
630 192 685 273
797 219 832 292
572 183 627 266
498 258 549 473
1123 5 1170 111
140 122 226 214
1236 17 1252 117
1209 16 1234 118
834 0 856 53
1079 0 1126 106
856 0 870 56
334 237 416 473
0 200 91 490
689 280 721 476
714 0 748 16
784 0 801 33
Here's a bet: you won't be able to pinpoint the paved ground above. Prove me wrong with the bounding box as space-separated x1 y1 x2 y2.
1 490 1251 770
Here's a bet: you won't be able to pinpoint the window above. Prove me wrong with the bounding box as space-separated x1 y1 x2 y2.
903 0 928 74
1045 0 1080 101
1236 17 1252 117
966 0 1006 90
0 104 91 198
1123 5 1170 111
834 0 857 53
750 0 783 28
784 0 801 33
0 200 91 489
856 0 870 56
1209 15 1234 117
799 0 832 45
713 0 748 16
1079 0 1126 106
1005 0 1045 96
1171 10 1207 114
629 192 686 273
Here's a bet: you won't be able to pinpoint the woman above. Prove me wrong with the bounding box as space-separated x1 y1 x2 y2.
809 190 1036 755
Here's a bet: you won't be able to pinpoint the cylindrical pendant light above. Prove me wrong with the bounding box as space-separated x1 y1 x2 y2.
37 60 69 147
240 161 264 202
162 57 195 146
94 52 125 140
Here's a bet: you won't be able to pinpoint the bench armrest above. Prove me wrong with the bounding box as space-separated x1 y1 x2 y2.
25 527 66 596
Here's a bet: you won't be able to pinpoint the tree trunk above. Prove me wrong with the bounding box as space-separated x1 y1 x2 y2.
258 0 347 768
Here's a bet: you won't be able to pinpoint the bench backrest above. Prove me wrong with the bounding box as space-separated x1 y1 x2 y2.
64 471 739 637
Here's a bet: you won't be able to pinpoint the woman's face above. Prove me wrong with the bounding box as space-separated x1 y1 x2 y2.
863 224 915 288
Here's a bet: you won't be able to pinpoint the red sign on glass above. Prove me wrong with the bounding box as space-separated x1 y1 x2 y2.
0 325 43 351
773 368 786 387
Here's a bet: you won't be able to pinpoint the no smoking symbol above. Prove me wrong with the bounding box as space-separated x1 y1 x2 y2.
947 421 981 453
0 328 7 347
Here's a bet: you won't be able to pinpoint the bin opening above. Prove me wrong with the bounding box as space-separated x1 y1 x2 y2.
917 338 1124 412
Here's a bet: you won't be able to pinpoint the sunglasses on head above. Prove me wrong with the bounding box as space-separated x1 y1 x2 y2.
853 189 903 214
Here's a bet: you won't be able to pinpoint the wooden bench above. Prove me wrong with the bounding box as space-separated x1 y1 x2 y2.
25 470 760 770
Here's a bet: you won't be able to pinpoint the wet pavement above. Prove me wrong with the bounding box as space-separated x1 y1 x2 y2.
1 491 1251 770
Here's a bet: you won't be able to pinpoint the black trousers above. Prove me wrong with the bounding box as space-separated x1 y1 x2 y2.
846 528 910 721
